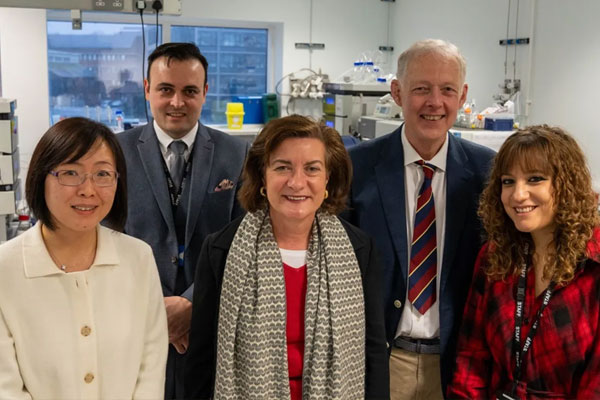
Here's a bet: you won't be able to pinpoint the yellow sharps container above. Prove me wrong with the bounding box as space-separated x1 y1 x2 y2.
225 102 245 129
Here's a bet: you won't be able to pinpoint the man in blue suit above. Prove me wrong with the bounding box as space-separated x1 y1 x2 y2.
117 43 249 399
347 39 495 399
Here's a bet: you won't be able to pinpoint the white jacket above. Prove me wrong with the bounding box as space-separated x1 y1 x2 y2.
0 223 168 399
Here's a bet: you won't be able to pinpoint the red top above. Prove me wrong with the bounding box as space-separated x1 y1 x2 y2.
447 228 600 399
283 263 307 400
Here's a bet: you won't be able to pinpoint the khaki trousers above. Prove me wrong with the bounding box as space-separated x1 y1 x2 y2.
389 347 444 400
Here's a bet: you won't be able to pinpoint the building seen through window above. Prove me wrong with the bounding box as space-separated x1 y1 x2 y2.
47 21 268 127
171 26 268 125
47 21 159 128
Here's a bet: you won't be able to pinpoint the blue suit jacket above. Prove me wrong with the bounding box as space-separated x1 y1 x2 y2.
117 121 249 301
346 126 495 392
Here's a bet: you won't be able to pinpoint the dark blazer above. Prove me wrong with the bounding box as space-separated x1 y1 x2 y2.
184 216 390 400
117 121 249 397
117 121 249 300
345 126 495 392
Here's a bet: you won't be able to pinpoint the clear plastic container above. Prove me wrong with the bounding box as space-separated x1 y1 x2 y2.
363 61 376 82
353 61 364 83
16 214 31 236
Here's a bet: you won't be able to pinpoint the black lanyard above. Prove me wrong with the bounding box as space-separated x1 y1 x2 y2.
161 148 194 208
511 257 556 393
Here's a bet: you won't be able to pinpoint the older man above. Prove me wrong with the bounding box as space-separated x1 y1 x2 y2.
346 39 495 399
117 42 249 399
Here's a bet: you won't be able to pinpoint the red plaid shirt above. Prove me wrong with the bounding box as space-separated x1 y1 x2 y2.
447 228 600 399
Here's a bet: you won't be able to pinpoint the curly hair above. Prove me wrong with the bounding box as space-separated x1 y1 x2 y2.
478 125 599 284
237 114 352 214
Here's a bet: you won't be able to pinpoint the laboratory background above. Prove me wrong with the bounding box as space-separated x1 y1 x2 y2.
0 0 597 237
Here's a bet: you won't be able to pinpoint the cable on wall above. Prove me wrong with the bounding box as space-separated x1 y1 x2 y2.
504 0 511 79
308 0 314 70
153 0 163 45
137 2 149 123
513 0 520 81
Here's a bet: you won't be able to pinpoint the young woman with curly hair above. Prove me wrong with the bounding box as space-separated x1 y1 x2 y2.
447 125 600 399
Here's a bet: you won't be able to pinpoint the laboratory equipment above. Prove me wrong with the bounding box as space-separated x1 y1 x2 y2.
373 94 402 119
262 94 279 123
357 116 401 139
484 115 514 131
0 98 20 242
322 82 391 135
233 96 263 124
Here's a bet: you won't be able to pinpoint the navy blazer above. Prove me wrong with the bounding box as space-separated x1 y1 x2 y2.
346 126 495 392
184 216 390 400
117 122 249 301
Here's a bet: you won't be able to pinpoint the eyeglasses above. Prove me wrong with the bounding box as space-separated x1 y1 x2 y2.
49 170 119 187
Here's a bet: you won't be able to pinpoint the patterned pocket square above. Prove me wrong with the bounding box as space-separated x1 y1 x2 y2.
214 179 235 192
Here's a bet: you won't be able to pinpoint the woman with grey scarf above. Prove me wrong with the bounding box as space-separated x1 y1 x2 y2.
184 115 389 400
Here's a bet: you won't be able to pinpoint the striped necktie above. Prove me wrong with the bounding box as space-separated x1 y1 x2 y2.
408 160 437 314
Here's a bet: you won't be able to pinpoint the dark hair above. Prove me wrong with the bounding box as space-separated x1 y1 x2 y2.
147 42 209 87
26 117 128 231
479 124 599 284
238 114 352 214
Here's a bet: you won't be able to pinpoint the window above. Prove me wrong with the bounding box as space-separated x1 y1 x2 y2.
47 21 160 127
171 26 268 124
47 20 269 127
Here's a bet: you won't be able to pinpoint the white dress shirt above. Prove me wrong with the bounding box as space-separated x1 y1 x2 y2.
0 223 168 399
154 120 198 166
396 126 448 340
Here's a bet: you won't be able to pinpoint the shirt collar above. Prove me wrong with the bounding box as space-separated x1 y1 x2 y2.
23 223 120 278
153 120 198 153
401 125 448 172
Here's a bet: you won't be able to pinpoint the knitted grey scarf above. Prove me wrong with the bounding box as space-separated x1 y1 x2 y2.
214 209 365 399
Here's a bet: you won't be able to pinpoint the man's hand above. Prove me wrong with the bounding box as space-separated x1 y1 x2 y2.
171 332 189 354
164 296 192 354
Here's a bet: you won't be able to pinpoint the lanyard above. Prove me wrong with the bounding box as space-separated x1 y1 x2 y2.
161 150 194 208
511 255 556 391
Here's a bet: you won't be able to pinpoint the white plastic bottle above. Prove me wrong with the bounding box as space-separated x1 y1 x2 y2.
115 109 124 132
16 214 31 236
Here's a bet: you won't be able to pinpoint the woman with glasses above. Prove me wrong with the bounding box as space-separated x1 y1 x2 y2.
0 117 168 399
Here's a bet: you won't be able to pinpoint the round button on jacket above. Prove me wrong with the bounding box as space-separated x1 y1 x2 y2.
84 373 94 383
393 299 402 309
81 326 91 336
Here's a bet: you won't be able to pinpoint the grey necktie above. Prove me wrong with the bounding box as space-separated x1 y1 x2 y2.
168 140 187 190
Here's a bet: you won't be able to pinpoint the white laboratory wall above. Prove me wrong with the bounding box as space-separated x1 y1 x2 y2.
0 8 49 182
181 0 391 82
527 0 600 186
389 0 532 118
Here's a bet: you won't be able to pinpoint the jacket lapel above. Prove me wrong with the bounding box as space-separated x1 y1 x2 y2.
184 123 214 247
374 128 409 283
136 123 176 237
441 134 473 294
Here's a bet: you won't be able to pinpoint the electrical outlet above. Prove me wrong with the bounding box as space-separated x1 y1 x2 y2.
134 0 163 12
